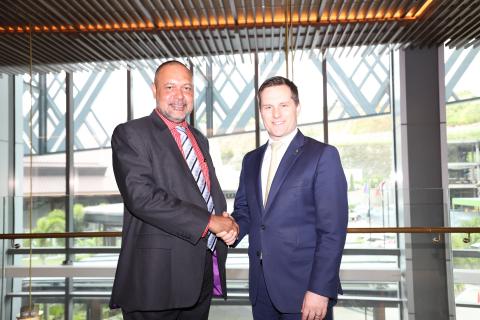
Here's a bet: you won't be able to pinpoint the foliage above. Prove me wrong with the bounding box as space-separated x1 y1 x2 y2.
341 116 392 134
349 173 355 191
73 303 86 320
454 283 465 296
451 216 480 269
102 306 123 320
446 100 480 126
221 148 234 163
30 204 86 248
337 143 392 184
32 209 65 247
74 203 85 230
447 123 480 142
45 304 64 320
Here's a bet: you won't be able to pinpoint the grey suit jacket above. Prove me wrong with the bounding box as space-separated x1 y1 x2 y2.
109 111 227 312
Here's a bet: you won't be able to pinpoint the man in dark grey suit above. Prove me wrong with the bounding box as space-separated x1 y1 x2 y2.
110 60 238 320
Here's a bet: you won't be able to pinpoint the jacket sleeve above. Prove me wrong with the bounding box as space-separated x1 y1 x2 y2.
308 145 348 298
232 156 251 245
111 123 210 245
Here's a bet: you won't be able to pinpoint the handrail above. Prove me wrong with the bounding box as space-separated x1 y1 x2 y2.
1 227 480 240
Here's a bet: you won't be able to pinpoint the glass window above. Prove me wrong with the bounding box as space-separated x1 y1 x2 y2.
329 115 396 249
259 51 287 84
212 54 256 135
72 70 127 150
72 70 127 247
131 65 157 119
194 54 257 209
5 48 410 320
291 49 323 127
326 48 396 251
445 46 480 316
17 73 67 249
193 58 209 133
73 298 122 320
326 50 391 121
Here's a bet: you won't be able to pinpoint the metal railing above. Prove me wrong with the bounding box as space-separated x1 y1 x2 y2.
1 227 480 240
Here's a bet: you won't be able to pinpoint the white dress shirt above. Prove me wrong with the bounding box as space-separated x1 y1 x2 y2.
261 128 299 205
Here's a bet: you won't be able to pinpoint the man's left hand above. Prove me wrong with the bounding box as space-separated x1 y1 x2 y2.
301 291 329 320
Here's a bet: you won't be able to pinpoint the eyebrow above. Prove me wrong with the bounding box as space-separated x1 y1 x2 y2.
162 81 192 86
263 100 292 105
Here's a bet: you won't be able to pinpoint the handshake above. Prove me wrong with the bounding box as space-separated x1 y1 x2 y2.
208 212 239 246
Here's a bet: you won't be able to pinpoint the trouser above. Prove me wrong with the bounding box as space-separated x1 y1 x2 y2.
252 262 333 320
122 250 214 320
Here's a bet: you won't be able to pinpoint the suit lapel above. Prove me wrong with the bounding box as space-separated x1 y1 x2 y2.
264 131 306 211
151 112 208 209
253 144 268 214
150 112 191 174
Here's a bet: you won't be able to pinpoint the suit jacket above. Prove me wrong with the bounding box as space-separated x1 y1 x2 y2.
232 130 348 313
109 111 227 312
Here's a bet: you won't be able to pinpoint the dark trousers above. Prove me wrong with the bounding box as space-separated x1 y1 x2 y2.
122 250 213 320
252 264 333 320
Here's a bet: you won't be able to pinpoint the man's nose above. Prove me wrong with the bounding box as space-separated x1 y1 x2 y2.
173 87 184 99
272 107 280 118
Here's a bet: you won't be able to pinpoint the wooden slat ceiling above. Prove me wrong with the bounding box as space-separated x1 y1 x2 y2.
0 0 479 74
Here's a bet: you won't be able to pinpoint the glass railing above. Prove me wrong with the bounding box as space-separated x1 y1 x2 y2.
1 195 480 319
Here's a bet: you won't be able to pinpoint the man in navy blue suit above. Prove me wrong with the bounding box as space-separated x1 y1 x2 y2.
231 76 348 320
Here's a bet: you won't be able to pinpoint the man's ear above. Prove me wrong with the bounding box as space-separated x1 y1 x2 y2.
296 103 301 114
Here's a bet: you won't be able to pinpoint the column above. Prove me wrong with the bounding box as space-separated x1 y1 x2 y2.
394 47 455 319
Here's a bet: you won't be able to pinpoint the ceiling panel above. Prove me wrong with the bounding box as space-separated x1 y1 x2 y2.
0 0 478 74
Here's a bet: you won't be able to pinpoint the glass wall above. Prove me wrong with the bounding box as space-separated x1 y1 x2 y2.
327 50 396 249
17 73 67 253
131 63 157 119
194 54 256 197
445 46 480 318
72 70 126 251
4 44 478 319
5 49 399 319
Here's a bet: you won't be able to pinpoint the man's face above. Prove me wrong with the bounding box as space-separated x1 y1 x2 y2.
151 63 194 123
259 84 300 141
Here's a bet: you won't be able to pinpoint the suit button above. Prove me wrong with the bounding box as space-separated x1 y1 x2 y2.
256 251 261 257
261 225 265 230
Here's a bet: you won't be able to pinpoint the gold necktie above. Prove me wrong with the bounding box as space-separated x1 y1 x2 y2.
264 141 283 206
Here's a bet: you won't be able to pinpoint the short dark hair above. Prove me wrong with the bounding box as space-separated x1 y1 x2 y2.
258 76 300 106
154 60 192 83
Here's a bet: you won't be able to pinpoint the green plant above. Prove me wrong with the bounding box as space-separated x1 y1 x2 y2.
29 204 86 248
451 216 480 269
32 209 65 248
447 100 480 126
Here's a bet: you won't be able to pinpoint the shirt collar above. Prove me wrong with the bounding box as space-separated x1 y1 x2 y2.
268 128 298 148
155 108 188 131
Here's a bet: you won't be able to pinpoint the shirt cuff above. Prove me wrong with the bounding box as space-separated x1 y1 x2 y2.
202 215 212 237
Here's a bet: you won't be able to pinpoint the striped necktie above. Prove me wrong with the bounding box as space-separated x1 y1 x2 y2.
176 126 217 251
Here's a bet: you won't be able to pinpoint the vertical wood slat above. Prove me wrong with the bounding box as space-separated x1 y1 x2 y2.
1 0 480 74
419 2 473 48
443 2 480 48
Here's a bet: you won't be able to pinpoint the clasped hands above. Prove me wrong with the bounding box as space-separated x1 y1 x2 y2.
208 212 238 245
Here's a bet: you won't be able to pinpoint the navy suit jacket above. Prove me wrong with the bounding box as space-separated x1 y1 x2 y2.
109 111 227 312
232 130 348 313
